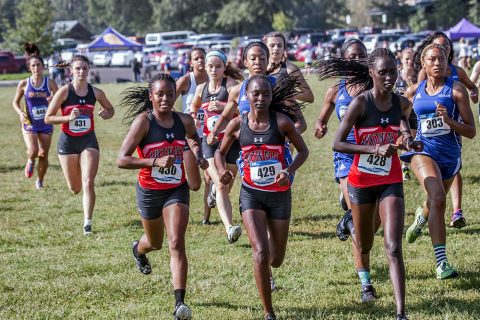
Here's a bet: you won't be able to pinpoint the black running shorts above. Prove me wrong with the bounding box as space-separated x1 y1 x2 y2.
136 182 190 220
57 131 99 155
202 138 241 164
408 109 418 131
347 182 404 205
239 185 291 220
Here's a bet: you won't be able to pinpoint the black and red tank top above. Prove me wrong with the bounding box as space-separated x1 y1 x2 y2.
239 112 289 192
137 112 187 190
348 91 402 188
201 77 229 139
61 84 96 136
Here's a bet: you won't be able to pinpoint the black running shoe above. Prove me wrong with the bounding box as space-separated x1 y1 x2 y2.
396 314 408 320
201 219 211 225
132 240 151 275
173 302 192 319
361 284 377 303
265 314 277 320
335 209 352 241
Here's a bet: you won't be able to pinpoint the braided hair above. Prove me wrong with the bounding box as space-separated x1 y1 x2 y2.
246 72 306 121
119 73 177 126
53 54 90 68
314 48 397 95
413 31 453 77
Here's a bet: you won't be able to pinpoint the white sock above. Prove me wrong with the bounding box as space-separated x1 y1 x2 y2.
84 218 92 227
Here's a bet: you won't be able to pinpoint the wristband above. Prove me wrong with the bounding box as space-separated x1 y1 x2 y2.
279 169 291 176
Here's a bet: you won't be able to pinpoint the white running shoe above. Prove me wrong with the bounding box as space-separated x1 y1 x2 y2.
227 225 242 244
173 302 192 320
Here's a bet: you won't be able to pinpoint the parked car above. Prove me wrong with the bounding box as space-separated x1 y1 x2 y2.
389 35 424 52
363 34 401 53
0 51 27 73
297 32 331 49
111 50 137 67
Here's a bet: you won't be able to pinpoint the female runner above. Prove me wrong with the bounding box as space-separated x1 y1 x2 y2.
45 55 115 235
190 50 244 243
117 73 208 320
319 48 423 319
12 43 58 188
403 43 475 279
215 75 308 320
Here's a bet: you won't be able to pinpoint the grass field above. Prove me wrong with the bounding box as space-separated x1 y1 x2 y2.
0 72 31 81
1 78 479 320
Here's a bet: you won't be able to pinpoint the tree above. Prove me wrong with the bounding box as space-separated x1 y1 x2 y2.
371 0 412 28
272 11 294 32
1 0 53 55
0 0 17 42
432 0 469 30
469 0 480 25
292 0 350 31
408 7 430 33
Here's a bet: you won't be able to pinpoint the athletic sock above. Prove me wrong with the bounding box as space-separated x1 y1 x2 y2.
133 242 145 258
434 245 447 268
357 268 371 286
174 289 186 306
84 218 92 227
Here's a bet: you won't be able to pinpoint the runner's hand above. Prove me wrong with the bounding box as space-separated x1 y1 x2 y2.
470 86 479 104
69 107 80 121
207 132 218 145
197 157 209 170
275 171 290 186
408 140 424 152
98 109 110 119
154 155 175 168
19 112 28 124
314 120 327 139
435 102 452 124
218 170 233 185
377 144 398 157
208 100 225 112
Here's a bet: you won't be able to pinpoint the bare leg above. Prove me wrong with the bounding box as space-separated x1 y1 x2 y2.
80 148 99 221
37 133 52 183
450 172 462 212
58 154 82 194
203 170 212 222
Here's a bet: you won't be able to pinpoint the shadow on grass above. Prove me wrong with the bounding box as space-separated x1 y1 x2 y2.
289 231 337 240
196 301 251 312
463 175 480 184
98 179 132 187
292 213 340 223
124 219 143 228
0 164 61 173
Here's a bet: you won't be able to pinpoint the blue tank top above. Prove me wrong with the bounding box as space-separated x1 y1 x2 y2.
24 76 50 126
237 76 276 115
413 77 461 159
335 80 355 144
449 64 459 81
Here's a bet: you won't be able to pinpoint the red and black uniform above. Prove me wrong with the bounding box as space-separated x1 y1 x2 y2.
136 112 190 219
347 91 404 205
238 112 291 220
57 84 99 154
201 78 241 163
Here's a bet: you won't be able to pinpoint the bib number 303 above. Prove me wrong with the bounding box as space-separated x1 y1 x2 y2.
420 115 450 137
358 154 392 176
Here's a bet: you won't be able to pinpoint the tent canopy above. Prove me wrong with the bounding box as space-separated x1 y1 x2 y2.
445 18 480 40
87 27 142 52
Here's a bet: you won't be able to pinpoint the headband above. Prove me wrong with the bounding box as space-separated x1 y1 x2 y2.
206 50 227 65
242 41 269 60
341 39 367 57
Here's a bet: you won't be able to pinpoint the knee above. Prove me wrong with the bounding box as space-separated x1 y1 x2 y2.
356 241 372 255
428 191 447 210
147 239 162 251
82 177 95 190
70 186 81 195
188 181 201 192
27 148 38 159
253 248 269 267
384 242 402 258
168 236 185 253
270 255 285 269
37 149 47 159
216 181 229 193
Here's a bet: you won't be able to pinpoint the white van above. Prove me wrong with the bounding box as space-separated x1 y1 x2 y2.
145 31 196 47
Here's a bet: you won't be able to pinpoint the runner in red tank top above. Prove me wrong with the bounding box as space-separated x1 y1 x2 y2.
117 73 208 320
215 75 308 320
320 48 422 320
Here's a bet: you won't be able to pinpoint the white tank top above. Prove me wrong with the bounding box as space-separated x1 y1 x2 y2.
181 72 197 113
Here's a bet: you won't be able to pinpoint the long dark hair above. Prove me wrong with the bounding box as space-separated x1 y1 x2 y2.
263 31 287 73
119 73 177 126
246 73 306 121
413 31 453 77
314 48 396 95
53 54 90 68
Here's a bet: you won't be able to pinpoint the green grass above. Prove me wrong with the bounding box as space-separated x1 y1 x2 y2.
0 72 31 81
1 79 480 320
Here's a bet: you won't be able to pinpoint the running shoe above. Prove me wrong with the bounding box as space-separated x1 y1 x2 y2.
265 314 277 320
83 225 92 236
201 219 211 225
227 225 242 244
405 207 425 244
339 191 348 212
436 261 458 280
402 166 411 181
396 314 409 320
35 180 44 190
361 284 377 303
24 160 34 178
449 210 466 229
207 183 216 208
336 209 352 241
132 240 151 275
270 276 277 292
173 302 192 320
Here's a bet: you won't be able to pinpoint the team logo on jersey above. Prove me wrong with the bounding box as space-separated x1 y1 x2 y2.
438 94 450 98
210 96 217 101
338 93 345 101
79 99 86 105
380 118 389 124
166 133 175 139
415 93 421 99
254 137 264 143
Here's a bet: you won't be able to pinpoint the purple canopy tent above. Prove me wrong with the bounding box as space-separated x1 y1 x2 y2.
445 18 480 40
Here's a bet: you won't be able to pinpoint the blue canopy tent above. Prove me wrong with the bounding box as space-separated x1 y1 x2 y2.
445 18 480 40
86 27 142 52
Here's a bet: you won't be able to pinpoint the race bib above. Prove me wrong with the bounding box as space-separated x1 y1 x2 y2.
420 115 450 138
151 163 182 184
197 110 205 125
69 115 91 133
250 160 282 186
207 115 220 131
31 105 47 121
358 154 392 176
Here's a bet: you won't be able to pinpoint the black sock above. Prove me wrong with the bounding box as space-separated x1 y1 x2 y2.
174 289 186 306
133 242 145 258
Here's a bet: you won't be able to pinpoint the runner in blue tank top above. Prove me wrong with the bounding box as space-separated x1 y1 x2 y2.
414 32 479 228
12 43 58 189
402 43 475 280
